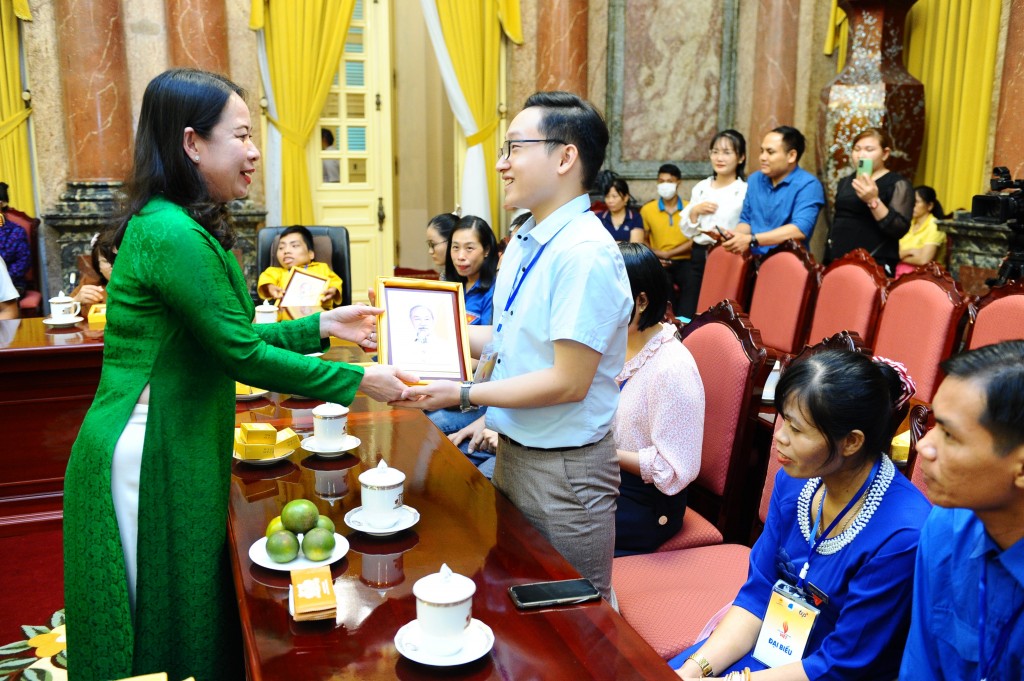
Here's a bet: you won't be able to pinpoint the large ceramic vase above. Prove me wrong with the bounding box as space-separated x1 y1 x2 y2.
817 0 924 215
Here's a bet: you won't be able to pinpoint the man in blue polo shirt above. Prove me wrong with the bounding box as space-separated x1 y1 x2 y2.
396 92 631 601
722 126 824 256
900 340 1024 680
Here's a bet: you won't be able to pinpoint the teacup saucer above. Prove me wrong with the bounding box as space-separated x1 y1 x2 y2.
344 505 419 536
301 434 361 457
394 618 494 666
43 315 83 328
249 532 349 572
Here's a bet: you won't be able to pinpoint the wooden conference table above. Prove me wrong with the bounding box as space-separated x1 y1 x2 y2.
229 345 676 680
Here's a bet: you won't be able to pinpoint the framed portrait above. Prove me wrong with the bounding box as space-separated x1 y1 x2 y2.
375 277 472 381
280 267 329 320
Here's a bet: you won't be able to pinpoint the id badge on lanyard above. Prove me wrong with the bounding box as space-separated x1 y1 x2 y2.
753 579 820 668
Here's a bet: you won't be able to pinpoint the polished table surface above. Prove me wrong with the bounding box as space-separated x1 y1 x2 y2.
229 349 676 680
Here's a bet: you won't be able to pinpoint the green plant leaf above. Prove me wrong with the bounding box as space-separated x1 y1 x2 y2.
22 668 53 681
49 610 65 629
0 641 31 654
19 625 48 639
0 656 34 672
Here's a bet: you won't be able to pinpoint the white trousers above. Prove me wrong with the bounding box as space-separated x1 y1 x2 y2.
111 402 147 617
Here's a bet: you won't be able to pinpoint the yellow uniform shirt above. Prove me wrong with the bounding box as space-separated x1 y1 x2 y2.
640 197 691 260
899 214 945 252
257 261 343 308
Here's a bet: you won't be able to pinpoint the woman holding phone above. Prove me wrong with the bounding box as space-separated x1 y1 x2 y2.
824 128 913 276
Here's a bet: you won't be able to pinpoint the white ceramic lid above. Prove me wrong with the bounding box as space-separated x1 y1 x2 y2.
413 563 476 604
312 402 349 418
358 459 405 486
49 291 72 303
257 299 277 309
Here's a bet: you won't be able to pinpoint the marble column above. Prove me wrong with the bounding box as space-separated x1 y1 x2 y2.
993 0 1024 180
535 0 588 95
749 0 800 140
43 0 133 296
165 0 230 74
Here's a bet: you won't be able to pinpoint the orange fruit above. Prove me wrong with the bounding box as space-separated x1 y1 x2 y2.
281 499 318 534
301 528 336 561
266 530 299 563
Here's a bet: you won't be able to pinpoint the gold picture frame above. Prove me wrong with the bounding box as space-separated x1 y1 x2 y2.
375 277 472 381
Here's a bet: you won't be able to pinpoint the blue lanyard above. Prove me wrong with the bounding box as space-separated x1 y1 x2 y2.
978 561 1024 680
618 377 630 392
797 458 880 590
495 240 549 334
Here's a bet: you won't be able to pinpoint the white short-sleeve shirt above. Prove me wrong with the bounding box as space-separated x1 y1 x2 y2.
486 194 632 447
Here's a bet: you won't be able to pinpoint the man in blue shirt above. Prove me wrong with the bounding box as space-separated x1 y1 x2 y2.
722 126 824 256
900 340 1024 680
396 92 631 600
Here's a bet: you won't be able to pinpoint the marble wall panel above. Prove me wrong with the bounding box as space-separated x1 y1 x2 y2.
166 0 230 74
750 0 799 137
588 1 608 117
619 0 726 165
994 0 1024 179
507 0 538 115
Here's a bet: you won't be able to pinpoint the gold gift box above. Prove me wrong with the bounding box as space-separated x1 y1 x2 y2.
240 422 277 445
233 426 300 460
234 431 275 460
88 303 107 329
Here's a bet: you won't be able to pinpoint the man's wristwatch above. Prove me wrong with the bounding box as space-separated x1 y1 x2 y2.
460 381 477 412
749 233 759 249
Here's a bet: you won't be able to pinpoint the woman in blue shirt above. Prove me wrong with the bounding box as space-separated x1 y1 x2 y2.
673 350 930 680
596 177 643 244
444 215 497 325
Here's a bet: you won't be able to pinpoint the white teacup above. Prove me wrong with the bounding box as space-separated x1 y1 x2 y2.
49 292 81 319
413 563 476 656
254 300 278 324
312 402 349 449
358 460 405 529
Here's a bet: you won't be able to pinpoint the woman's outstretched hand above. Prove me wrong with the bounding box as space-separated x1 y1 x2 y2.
319 305 382 349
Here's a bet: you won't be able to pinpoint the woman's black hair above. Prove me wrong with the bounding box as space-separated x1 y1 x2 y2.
114 68 245 250
427 212 459 242
91 231 118 287
914 185 950 219
776 350 905 465
710 129 747 180
444 215 499 290
606 177 632 202
618 242 669 331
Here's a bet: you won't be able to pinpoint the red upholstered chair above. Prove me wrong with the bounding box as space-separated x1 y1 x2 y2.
872 263 969 402
806 249 888 348
666 300 772 546
695 243 753 315
614 426 786 659
4 208 42 317
965 279 1024 349
903 403 933 495
747 240 822 355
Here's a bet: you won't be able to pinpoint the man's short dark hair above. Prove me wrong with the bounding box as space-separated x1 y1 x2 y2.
657 164 682 179
321 127 335 148
523 91 608 190
941 340 1024 456
280 225 315 252
618 242 669 331
771 126 806 162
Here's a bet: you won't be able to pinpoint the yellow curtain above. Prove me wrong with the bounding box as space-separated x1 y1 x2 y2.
0 0 33 213
823 0 849 72
250 0 355 224
905 0 1001 212
436 0 511 225
497 0 523 44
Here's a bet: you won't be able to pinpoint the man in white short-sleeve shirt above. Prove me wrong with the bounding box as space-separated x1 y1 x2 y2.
397 92 631 599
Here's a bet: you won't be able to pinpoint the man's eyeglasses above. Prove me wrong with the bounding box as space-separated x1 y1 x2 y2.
426 239 447 252
498 139 567 161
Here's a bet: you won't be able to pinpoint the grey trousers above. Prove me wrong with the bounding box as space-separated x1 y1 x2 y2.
493 431 620 600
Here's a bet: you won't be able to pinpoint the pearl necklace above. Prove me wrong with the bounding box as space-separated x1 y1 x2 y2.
798 456 895 556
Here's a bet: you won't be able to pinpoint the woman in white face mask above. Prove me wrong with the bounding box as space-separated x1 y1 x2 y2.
635 163 692 320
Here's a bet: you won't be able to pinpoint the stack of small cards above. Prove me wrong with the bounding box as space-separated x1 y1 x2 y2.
291 566 337 621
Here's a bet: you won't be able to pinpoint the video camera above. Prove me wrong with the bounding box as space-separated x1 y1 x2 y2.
972 166 1024 285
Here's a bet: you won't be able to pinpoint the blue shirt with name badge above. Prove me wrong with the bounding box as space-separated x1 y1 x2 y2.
739 168 824 256
486 194 631 448
900 506 1024 680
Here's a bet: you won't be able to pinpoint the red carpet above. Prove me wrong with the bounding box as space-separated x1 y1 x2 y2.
0 526 64 645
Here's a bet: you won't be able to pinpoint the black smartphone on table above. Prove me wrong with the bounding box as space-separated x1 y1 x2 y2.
508 578 602 609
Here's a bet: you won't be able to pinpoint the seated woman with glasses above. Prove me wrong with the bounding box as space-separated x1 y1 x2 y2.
425 212 458 279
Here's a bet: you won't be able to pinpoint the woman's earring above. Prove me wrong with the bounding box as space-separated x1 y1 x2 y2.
194 155 200 162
